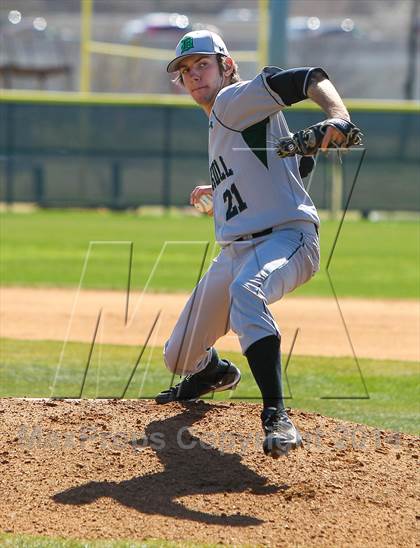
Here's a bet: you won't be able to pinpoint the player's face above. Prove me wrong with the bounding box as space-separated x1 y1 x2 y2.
179 55 224 111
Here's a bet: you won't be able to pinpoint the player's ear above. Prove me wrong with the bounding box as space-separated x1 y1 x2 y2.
223 57 234 78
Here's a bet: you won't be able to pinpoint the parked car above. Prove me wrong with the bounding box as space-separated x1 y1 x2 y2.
121 12 192 44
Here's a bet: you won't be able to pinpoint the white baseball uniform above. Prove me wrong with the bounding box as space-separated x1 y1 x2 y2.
164 68 320 375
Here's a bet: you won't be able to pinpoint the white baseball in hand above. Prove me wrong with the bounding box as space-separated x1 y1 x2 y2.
194 194 213 213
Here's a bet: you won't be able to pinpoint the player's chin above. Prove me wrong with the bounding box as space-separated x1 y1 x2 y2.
192 88 212 104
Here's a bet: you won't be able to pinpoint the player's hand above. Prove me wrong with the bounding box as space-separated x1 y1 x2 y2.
190 185 214 216
321 126 346 150
276 119 362 159
190 185 213 205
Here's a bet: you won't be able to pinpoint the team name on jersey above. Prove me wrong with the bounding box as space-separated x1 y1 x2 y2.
210 156 234 191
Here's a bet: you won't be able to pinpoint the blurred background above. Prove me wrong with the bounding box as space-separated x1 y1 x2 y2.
1 0 419 98
0 0 419 214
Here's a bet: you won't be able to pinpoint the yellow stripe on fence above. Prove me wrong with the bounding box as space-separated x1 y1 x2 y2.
88 41 257 63
0 89 195 106
0 88 419 113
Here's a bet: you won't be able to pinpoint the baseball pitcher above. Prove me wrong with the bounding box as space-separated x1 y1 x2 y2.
156 30 362 458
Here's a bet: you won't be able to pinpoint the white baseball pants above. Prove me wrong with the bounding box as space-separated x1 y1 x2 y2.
164 221 320 375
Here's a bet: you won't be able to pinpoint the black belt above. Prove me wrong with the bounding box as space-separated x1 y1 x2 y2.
235 223 318 242
235 228 273 241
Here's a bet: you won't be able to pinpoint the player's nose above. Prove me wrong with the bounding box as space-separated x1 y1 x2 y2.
188 67 200 80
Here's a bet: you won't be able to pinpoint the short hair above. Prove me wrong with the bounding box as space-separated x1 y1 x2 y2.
173 54 241 87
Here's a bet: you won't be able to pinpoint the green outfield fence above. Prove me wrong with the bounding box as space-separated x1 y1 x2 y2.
0 94 419 212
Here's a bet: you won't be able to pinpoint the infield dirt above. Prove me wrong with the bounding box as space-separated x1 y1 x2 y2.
0 399 418 547
2 287 419 361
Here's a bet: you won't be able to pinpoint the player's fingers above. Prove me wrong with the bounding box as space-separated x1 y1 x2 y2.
191 190 201 204
191 187 204 204
321 127 344 150
332 128 345 146
191 185 212 205
198 186 212 195
320 127 334 149
196 188 213 201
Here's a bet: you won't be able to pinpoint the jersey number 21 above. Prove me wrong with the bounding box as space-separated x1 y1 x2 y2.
223 183 248 221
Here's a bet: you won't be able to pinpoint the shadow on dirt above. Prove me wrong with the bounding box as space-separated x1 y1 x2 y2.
53 402 279 525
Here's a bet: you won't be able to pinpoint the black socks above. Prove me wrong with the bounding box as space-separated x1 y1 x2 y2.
197 339 284 411
245 335 285 411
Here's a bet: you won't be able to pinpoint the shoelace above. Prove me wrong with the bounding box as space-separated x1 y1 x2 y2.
164 373 197 395
167 364 228 396
264 411 290 431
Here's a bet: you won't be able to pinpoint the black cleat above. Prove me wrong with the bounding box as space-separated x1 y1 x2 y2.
155 360 241 404
261 408 302 459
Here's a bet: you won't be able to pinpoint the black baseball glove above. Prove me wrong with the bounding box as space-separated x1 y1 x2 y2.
276 118 362 158
299 156 315 178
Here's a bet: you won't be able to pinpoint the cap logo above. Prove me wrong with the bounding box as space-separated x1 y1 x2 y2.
180 37 194 54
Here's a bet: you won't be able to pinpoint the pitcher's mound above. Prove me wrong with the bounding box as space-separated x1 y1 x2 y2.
0 399 418 547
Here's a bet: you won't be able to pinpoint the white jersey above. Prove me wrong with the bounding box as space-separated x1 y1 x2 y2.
209 67 320 244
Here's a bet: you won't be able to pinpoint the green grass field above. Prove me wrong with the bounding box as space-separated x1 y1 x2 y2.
1 210 419 298
0 534 217 548
1 338 418 435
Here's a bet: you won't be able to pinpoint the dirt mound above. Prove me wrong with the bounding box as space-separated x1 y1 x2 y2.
0 399 418 547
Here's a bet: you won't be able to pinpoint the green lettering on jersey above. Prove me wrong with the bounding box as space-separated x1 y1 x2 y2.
180 37 194 53
241 117 269 169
